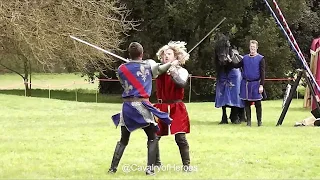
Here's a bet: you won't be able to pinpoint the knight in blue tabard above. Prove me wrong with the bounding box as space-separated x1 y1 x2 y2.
232 40 266 127
108 42 179 175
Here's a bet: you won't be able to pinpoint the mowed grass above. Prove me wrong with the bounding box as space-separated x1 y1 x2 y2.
0 93 320 179
0 73 99 90
0 73 123 103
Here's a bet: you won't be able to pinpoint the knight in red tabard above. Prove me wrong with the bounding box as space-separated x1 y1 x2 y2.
153 41 192 172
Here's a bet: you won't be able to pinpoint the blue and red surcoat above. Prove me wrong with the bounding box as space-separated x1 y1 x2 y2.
111 61 172 132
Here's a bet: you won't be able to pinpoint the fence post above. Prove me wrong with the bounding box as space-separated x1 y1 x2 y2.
74 81 78 102
189 74 192 103
48 85 51 99
24 80 27 97
96 86 98 103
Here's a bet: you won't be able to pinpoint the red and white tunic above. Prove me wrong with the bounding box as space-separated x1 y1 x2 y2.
154 67 190 136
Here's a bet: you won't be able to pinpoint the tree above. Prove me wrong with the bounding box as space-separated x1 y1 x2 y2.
101 0 317 100
110 0 252 99
243 15 295 99
0 0 136 95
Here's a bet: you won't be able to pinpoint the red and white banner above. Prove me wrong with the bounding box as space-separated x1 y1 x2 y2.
311 38 320 109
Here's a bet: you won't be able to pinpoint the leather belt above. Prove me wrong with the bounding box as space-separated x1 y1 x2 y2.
157 99 182 104
123 97 149 102
244 78 260 82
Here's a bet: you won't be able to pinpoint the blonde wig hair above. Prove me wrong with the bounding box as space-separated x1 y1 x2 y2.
156 41 190 65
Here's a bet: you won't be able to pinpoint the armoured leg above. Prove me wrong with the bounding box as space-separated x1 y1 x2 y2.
146 139 158 175
175 133 191 172
108 141 127 173
144 125 157 175
108 126 130 173
155 136 162 167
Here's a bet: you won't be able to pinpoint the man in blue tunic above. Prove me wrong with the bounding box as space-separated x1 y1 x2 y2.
232 40 266 126
108 42 178 175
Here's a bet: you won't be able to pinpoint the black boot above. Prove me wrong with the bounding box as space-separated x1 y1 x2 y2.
245 105 251 126
256 103 262 126
230 107 240 124
238 107 246 122
155 136 161 167
146 139 157 175
229 107 235 124
176 134 191 172
108 141 126 173
219 116 228 124
219 106 228 124
179 146 191 172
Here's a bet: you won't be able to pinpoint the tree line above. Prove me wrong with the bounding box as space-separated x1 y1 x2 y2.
0 0 319 100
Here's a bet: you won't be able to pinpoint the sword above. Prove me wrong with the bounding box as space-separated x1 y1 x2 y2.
175 17 226 64
70 35 129 62
188 17 227 54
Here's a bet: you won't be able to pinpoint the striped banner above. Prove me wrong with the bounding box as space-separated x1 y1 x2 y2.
272 0 305 61
263 0 320 93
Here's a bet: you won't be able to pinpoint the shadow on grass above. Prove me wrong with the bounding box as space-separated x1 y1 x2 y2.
0 89 123 104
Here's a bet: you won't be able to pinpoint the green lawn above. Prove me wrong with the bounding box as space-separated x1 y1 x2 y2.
0 73 123 103
0 73 99 90
0 93 319 179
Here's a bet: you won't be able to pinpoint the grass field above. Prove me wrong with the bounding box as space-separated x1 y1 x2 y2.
0 73 123 103
0 73 99 90
0 73 319 179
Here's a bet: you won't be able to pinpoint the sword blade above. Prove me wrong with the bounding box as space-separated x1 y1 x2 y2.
188 17 227 54
70 35 129 63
